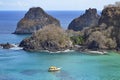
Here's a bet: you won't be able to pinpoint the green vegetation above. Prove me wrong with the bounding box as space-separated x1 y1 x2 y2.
70 36 84 45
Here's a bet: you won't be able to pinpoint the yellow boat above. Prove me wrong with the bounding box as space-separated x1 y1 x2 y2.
48 66 61 72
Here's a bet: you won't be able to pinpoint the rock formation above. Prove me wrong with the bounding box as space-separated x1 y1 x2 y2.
81 3 120 50
18 2 120 52
85 30 117 50
0 43 14 49
68 8 100 31
99 6 120 48
14 7 60 34
19 24 73 52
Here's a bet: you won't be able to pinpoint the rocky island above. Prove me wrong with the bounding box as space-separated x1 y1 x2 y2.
10 2 120 53
14 7 60 34
68 8 100 31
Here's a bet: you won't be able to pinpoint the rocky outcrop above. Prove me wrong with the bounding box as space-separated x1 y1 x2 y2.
81 3 120 50
99 7 120 27
99 6 120 48
85 30 117 50
68 8 100 31
19 24 73 52
0 43 14 49
14 7 60 34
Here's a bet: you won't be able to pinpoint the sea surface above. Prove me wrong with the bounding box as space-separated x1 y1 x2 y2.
0 11 120 80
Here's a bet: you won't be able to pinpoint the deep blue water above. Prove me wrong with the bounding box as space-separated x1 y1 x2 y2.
0 11 120 80
0 11 85 34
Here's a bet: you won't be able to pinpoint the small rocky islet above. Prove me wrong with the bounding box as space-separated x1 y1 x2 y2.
14 7 60 34
1 2 120 53
0 43 14 49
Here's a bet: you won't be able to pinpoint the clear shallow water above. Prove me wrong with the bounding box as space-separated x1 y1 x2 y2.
0 11 120 80
0 49 120 80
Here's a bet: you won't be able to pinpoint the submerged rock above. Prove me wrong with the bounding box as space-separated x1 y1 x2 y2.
68 8 100 31
19 24 73 52
14 7 60 34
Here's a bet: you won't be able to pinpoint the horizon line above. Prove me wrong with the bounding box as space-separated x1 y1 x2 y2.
0 9 102 11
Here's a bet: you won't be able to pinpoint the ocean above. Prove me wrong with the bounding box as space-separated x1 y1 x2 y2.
0 11 120 80
0 11 84 34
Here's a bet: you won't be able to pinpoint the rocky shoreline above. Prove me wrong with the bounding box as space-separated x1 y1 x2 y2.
0 42 118 55
0 42 109 54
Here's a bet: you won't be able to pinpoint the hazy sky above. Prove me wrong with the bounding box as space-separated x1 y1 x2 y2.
0 0 119 11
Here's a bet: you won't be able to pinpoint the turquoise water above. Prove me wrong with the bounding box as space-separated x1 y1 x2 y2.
1 45 120 80
0 11 120 80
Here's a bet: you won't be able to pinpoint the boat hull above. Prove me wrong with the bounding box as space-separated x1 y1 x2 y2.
48 68 61 72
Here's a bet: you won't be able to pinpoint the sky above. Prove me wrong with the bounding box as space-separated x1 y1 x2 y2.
0 0 119 11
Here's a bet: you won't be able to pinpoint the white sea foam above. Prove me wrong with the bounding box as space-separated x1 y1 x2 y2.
49 49 74 53
10 44 23 50
87 51 107 54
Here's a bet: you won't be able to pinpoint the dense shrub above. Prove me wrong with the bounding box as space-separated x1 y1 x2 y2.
70 36 84 45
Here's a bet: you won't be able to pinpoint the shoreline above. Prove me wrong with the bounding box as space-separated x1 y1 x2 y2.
1 43 120 55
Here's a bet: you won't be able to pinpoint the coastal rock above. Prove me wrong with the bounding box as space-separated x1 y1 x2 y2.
81 3 120 50
99 6 120 27
81 25 117 49
87 40 99 50
99 6 120 48
68 8 100 31
0 43 14 49
86 31 107 49
19 24 73 52
14 7 60 34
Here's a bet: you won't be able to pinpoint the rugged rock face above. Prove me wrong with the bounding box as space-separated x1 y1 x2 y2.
99 6 120 48
81 4 120 50
14 7 60 34
19 24 73 52
99 7 120 26
68 8 100 31
85 30 117 50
